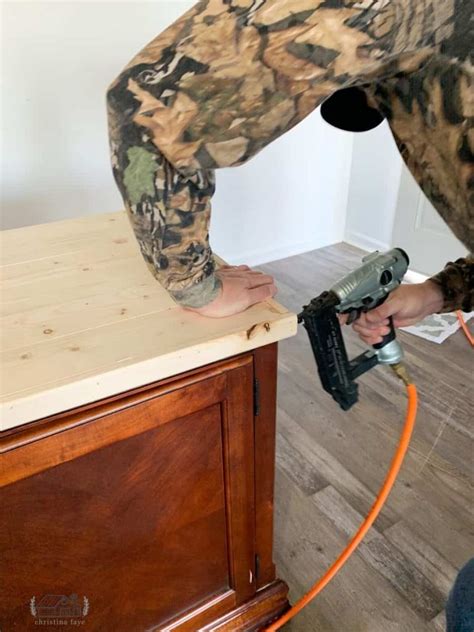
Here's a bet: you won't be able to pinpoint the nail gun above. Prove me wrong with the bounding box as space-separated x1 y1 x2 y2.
298 248 409 410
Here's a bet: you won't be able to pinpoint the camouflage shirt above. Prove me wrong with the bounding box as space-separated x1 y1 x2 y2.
107 0 473 311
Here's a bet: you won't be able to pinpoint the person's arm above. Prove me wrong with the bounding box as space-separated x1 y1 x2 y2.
107 1 437 314
429 257 474 314
349 257 473 345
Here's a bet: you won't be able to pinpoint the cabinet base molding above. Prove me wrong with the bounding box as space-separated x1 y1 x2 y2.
200 580 290 632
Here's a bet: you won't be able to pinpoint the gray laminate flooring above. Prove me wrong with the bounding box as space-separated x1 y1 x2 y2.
260 242 473 631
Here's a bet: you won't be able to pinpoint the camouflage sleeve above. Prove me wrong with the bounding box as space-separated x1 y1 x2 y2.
429 257 474 313
106 0 442 307
367 10 473 259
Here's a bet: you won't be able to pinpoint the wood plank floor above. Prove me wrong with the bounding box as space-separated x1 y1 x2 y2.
260 242 473 631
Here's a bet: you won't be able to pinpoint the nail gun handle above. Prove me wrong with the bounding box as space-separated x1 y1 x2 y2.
346 292 396 351
372 315 396 350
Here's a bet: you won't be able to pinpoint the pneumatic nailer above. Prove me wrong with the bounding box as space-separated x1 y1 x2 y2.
299 248 409 410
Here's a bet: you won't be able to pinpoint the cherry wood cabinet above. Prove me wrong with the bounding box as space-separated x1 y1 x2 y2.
1 211 296 631
0 344 289 631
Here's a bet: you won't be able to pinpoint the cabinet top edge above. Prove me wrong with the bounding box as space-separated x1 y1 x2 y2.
1 211 297 430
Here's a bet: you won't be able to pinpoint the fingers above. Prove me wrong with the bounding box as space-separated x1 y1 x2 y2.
361 313 390 327
218 266 275 288
352 313 391 345
246 273 274 288
392 317 421 328
351 313 389 332
225 271 272 283
247 284 277 306
364 293 403 324
219 264 250 271
351 294 402 345
223 269 268 279
353 322 391 335
218 267 263 280
347 287 422 345
217 264 277 308
361 334 384 345
353 326 388 345
190 266 276 318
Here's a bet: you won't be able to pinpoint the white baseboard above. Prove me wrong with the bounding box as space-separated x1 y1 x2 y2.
343 232 430 284
223 237 341 267
343 230 390 253
404 269 429 284
224 235 431 288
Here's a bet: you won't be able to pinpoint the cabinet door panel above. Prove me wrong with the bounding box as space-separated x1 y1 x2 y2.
1 358 256 631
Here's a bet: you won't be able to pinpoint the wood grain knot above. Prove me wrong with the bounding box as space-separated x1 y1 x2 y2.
247 322 271 339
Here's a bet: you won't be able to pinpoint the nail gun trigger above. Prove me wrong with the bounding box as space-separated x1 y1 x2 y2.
346 309 362 325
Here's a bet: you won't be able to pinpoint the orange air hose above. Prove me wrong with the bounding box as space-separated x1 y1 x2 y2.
456 310 474 346
265 379 418 632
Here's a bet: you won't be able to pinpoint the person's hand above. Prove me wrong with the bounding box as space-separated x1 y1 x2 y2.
187 265 277 318
346 281 444 345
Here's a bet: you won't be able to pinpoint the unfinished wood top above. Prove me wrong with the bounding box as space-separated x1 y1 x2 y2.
0 211 296 430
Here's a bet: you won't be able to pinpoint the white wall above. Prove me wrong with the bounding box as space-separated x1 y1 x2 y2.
344 121 403 252
212 117 352 265
1 1 353 266
1 1 190 229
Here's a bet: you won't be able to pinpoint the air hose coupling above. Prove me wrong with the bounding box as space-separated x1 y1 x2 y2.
391 362 412 386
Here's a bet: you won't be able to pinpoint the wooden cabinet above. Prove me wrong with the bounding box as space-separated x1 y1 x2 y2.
0 344 289 631
1 212 296 630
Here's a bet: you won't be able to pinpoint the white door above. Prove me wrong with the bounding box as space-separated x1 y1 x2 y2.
392 166 468 276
